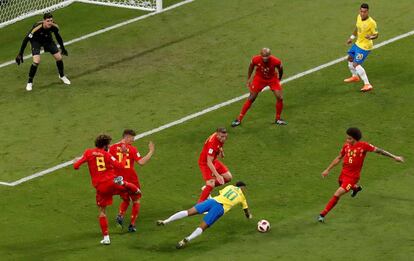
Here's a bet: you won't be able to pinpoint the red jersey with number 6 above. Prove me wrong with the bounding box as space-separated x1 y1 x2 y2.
109 142 142 183
251 55 282 80
198 133 223 166
340 141 376 179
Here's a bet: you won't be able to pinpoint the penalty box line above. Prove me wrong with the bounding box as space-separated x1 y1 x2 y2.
1 29 413 186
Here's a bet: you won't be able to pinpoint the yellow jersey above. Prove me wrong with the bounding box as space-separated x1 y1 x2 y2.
355 15 378 50
213 185 248 213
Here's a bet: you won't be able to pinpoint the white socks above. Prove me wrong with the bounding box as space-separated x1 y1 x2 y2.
186 227 203 242
163 210 188 224
355 65 370 85
348 61 357 76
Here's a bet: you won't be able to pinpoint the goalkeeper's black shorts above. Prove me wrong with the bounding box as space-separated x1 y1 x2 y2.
31 40 59 55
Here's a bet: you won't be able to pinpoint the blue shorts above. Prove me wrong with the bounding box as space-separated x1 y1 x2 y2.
194 199 224 226
347 44 370 64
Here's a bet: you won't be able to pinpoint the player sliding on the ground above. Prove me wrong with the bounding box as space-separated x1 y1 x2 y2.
344 3 378 92
157 181 252 249
317 128 404 223
109 129 155 233
73 134 141 245
16 12 70 91
232 47 286 127
197 127 232 203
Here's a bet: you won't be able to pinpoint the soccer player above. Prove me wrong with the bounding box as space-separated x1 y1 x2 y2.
317 128 404 223
109 129 155 232
344 3 378 92
73 134 141 245
16 12 70 91
231 47 286 127
157 181 252 249
197 127 232 203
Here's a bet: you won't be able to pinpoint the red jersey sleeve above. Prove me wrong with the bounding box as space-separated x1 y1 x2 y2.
250 56 260 66
340 144 347 157
74 150 89 169
131 146 142 162
362 142 376 152
271 56 282 66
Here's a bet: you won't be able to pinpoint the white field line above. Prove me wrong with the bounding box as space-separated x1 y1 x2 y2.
1 30 413 187
0 0 195 69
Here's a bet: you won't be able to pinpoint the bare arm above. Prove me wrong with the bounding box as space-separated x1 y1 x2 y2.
322 154 344 177
347 27 358 44
246 63 255 87
276 64 283 81
138 141 155 166
207 155 224 184
374 147 404 162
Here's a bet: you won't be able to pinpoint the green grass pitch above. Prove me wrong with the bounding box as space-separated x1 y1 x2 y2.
0 0 413 260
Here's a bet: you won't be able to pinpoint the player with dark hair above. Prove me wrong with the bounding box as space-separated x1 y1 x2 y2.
232 47 286 127
109 129 155 232
157 181 252 249
73 134 141 245
197 127 232 203
344 3 378 92
317 128 404 222
16 12 70 91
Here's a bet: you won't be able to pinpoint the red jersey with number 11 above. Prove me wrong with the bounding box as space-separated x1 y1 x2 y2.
109 142 142 182
340 141 376 179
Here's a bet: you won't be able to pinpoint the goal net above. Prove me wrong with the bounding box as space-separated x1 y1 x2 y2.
0 0 162 28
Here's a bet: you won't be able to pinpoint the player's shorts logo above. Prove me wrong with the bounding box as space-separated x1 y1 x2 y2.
356 53 364 60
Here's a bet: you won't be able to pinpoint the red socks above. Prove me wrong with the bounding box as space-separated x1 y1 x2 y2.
119 200 130 217
99 216 109 236
321 195 340 216
238 99 253 121
276 99 283 120
130 202 141 225
197 185 213 203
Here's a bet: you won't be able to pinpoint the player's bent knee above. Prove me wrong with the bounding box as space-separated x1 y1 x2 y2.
353 62 358 68
206 179 215 187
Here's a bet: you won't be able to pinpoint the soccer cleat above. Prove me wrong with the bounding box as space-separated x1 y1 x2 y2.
176 238 189 249
360 84 373 92
59 75 71 85
275 119 288 125
100 237 111 245
156 220 165 226
115 214 124 229
344 76 360 83
231 119 241 127
128 224 136 233
114 176 124 185
351 186 363 198
317 215 325 223
26 83 33 91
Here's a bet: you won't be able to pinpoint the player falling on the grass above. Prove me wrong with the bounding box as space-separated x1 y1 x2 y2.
109 129 155 233
157 181 252 249
317 128 404 223
232 47 286 127
344 3 378 92
197 127 232 203
16 12 70 91
73 134 141 245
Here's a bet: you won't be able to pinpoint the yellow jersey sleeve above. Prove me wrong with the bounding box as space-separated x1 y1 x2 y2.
214 185 248 213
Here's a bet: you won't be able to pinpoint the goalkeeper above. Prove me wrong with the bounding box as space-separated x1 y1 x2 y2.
16 12 70 91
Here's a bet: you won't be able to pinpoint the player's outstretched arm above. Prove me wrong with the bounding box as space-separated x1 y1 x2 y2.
138 141 155 166
347 27 358 45
322 154 343 177
54 29 68 56
374 147 404 162
16 36 29 65
243 208 252 219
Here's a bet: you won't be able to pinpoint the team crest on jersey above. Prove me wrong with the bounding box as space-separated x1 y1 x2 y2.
28 33 33 38
208 148 214 154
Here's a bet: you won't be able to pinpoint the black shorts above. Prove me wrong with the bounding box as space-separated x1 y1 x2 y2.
31 40 59 55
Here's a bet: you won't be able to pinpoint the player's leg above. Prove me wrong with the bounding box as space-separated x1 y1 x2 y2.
344 45 360 82
128 196 141 232
52 50 71 85
198 179 215 203
351 184 363 198
176 221 209 249
318 184 350 222
157 207 198 226
352 47 372 91
26 53 41 91
115 192 130 229
232 91 259 127
271 88 287 125
114 176 141 195
98 205 111 245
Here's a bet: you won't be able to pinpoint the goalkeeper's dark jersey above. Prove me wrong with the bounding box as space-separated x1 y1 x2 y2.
19 22 64 55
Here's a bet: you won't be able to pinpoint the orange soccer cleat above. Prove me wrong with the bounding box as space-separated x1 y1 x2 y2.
344 76 360 83
360 84 373 92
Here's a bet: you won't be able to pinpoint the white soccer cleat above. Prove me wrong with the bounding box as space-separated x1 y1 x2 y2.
114 176 124 185
26 83 32 91
59 75 71 85
100 236 110 245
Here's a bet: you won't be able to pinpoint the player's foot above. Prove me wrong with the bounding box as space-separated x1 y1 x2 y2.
59 75 71 85
360 84 373 92
156 220 165 226
100 236 111 245
176 238 189 249
231 119 241 127
344 76 360 83
351 186 363 198
114 176 124 185
26 83 32 91
128 224 136 233
275 119 288 125
317 215 325 223
115 214 124 229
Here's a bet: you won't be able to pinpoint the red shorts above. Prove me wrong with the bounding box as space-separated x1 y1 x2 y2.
120 177 141 201
338 175 359 192
95 180 128 207
199 160 229 181
250 77 282 93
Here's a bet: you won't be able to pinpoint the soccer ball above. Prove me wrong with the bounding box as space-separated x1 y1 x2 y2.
257 219 270 233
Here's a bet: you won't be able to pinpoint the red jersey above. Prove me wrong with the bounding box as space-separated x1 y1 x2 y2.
340 141 376 179
73 148 125 187
198 132 224 166
109 142 142 180
251 55 282 80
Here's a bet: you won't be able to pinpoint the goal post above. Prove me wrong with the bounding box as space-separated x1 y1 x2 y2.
0 0 162 28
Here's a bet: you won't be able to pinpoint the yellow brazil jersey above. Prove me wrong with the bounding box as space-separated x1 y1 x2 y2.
355 15 378 50
213 185 248 213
